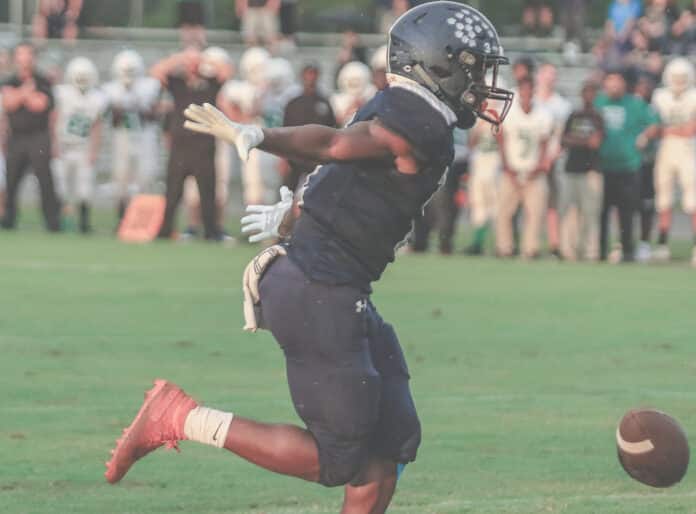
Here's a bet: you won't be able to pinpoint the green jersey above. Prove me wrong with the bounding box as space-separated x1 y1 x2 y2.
594 93 658 173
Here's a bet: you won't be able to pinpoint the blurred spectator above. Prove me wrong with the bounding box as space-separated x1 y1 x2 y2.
623 28 664 82
412 133 468 255
282 63 337 192
370 45 389 91
522 0 554 37
335 30 368 86
236 0 280 48
376 0 411 34
0 93 6 219
671 0 696 55
278 0 298 53
465 118 500 256
33 0 82 41
560 81 604 261
331 61 375 126
178 0 207 48
650 58 696 265
535 63 572 258
559 0 588 50
512 57 536 85
151 46 232 241
633 75 658 262
1 43 61 232
183 46 234 239
638 0 677 51
595 71 659 262
496 78 554 258
605 0 642 45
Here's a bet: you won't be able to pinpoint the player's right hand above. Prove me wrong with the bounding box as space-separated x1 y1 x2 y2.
183 102 264 161
241 186 294 243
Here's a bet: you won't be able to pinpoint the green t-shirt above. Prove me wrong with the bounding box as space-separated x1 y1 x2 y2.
594 93 658 173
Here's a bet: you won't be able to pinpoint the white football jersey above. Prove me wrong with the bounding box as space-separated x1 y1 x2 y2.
55 84 107 148
652 87 696 128
653 87 696 151
101 77 161 131
501 101 554 177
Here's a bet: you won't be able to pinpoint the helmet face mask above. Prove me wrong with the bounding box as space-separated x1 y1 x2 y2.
387 1 514 129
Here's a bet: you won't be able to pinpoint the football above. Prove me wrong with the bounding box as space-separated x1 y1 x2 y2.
616 408 689 488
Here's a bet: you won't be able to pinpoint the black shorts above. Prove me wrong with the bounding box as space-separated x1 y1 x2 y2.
258 255 421 486
640 161 655 201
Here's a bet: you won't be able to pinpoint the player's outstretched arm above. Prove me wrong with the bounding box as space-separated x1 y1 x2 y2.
184 102 419 174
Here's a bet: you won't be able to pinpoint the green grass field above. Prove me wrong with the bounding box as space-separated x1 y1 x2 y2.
2 222 696 514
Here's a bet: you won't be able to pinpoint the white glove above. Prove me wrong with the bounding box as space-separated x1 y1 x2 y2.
241 186 294 243
183 102 264 161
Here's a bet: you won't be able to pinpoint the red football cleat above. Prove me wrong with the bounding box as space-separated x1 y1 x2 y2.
104 379 197 484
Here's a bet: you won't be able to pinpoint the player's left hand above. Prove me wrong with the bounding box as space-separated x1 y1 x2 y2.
241 186 294 243
183 103 264 161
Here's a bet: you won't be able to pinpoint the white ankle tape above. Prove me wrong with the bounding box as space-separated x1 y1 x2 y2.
183 406 234 449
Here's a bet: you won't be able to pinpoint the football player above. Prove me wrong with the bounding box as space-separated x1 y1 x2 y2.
651 58 696 265
331 60 377 126
102 50 162 223
243 57 299 206
53 57 105 233
105 3 513 513
465 115 501 255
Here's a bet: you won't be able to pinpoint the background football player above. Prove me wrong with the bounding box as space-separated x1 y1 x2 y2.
331 60 376 126
466 115 501 255
242 57 298 206
105 3 514 514
651 57 696 265
102 50 161 224
53 56 105 233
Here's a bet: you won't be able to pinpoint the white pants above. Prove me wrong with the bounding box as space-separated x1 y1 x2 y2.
469 154 500 226
112 128 157 198
54 149 93 204
0 153 5 190
655 139 696 213
242 148 282 206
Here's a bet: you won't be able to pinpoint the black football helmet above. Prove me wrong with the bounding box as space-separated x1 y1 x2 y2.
387 1 513 129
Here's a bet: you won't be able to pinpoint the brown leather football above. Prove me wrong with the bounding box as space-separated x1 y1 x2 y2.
616 408 689 488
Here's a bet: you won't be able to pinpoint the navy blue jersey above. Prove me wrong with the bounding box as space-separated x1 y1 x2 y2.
286 86 455 291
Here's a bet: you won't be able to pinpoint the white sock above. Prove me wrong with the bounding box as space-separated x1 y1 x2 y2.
183 406 234 449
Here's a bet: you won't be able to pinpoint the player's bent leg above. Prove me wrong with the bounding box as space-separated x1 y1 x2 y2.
105 379 322 484
222 416 320 482
342 459 398 514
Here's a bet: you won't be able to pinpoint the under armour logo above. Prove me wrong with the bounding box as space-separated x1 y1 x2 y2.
355 300 367 313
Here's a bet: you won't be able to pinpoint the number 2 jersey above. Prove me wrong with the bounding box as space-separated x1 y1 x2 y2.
286 80 457 292
54 84 107 151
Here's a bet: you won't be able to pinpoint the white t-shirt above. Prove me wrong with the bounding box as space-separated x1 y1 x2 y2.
54 84 107 149
501 101 554 178
652 87 696 151
535 91 571 156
